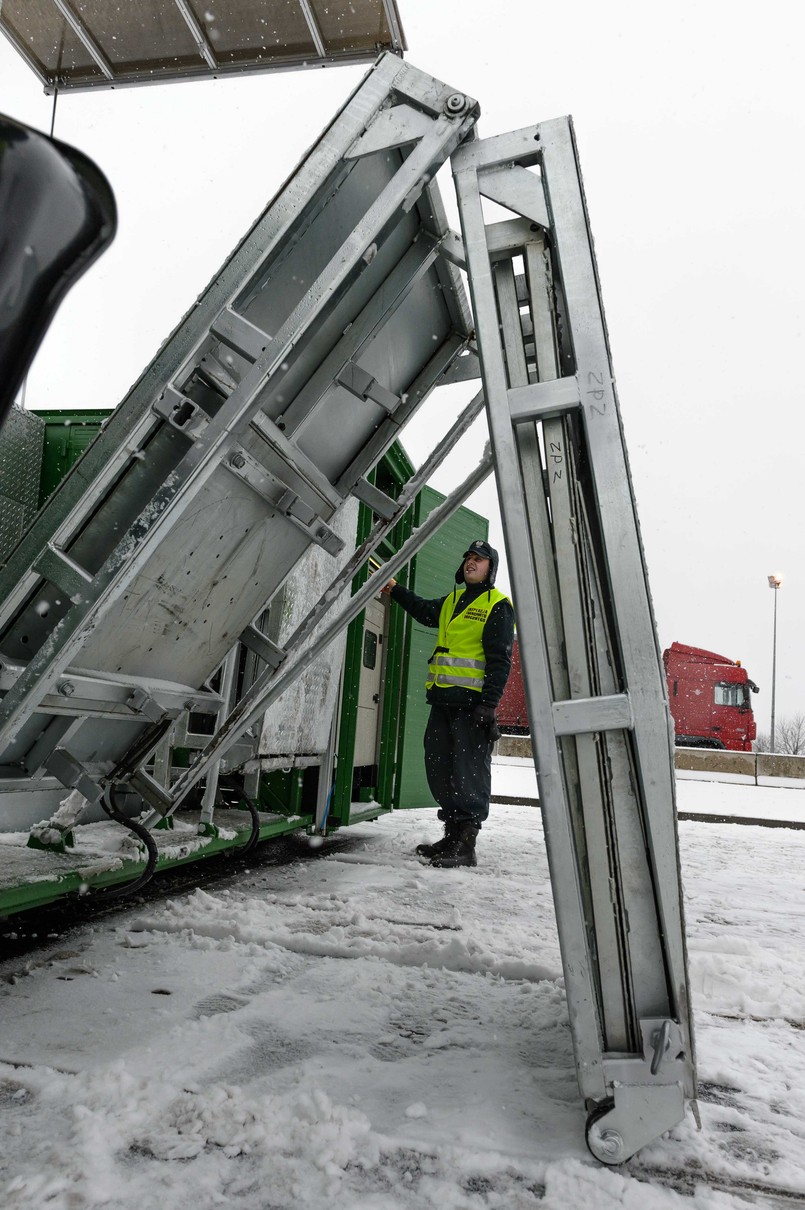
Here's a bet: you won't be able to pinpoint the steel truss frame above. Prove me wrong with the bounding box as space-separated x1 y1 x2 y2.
452 119 696 1162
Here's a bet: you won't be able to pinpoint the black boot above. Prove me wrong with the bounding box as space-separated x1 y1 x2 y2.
430 821 480 868
415 821 456 859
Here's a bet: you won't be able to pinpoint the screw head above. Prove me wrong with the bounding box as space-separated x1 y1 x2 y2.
445 92 467 115
230 453 246 469
59 681 75 697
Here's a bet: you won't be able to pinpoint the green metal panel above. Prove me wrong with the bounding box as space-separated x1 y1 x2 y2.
329 463 488 818
331 571 369 825
33 408 111 506
260 768 307 815
377 521 411 807
395 486 488 809
329 469 374 826
373 449 415 813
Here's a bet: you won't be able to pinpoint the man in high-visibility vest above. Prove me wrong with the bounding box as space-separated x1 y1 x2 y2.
382 540 514 868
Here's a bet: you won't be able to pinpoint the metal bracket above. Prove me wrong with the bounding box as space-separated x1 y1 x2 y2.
210 306 273 363
0 664 222 720
277 495 344 558
439 348 481 385
44 747 105 803
249 411 343 511
552 693 634 737
238 626 286 670
586 1082 687 1165
345 103 436 159
225 449 344 557
508 376 582 424
438 228 467 270
127 687 168 724
336 362 400 413
152 388 210 439
602 1019 689 1089
351 478 398 521
32 545 94 603
23 716 84 778
127 767 174 816
276 488 317 527
478 163 551 229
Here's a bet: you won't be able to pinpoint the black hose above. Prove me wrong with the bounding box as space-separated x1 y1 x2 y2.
238 793 262 854
96 785 159 899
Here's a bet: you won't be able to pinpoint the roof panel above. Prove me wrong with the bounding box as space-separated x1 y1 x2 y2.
309 0 392 54
0 0 406 92
191 0 317 64
69 0 202 68
1 0 102 79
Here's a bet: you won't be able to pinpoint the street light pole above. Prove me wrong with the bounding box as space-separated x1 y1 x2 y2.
768 574 782 752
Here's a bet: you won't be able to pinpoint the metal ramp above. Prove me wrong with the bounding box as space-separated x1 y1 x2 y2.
0 54 696 1160
0 53 478 821
452 121 696 1161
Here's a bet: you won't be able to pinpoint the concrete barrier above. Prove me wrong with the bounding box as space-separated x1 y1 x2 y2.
496 736 533 760
756 752 805 782
497 734 805 785
673 748 756 782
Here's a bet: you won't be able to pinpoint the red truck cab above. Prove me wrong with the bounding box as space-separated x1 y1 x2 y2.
662 641 758 751
498 637 759 752
497 636 529 733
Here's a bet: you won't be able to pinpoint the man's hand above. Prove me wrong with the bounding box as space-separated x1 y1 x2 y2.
380 577 397 594
473 702 501 742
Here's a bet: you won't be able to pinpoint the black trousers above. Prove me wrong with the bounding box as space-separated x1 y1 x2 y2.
423 703 493 825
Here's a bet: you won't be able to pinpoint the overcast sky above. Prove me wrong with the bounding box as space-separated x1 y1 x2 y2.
1 0 802 727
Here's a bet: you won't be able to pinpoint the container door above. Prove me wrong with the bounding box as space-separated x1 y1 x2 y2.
353 598 387 768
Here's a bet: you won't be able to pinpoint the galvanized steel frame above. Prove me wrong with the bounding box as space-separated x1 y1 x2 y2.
0 54 478 803
452 117 695 1163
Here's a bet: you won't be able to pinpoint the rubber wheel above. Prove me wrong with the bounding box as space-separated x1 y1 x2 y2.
585 1101 625 1166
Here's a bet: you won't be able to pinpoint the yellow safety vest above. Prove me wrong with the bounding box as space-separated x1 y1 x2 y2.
426 588 510 692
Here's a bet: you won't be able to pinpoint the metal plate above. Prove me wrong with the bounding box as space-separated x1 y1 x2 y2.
0 407 45 563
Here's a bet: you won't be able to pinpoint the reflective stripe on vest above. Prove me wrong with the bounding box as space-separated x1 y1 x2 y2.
426 587 510 693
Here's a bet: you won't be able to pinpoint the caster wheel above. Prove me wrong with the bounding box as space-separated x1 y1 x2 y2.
585 1102 626 1165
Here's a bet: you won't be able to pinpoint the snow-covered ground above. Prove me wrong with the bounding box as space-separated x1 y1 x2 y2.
2 768 805 1209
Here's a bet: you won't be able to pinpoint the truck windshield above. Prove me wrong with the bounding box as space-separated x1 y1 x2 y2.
714 682 748 709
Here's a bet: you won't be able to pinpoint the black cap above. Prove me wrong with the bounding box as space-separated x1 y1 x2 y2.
455 539 499 586
462 540 495 562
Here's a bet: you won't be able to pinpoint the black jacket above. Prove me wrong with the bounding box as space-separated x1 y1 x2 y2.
390 582 514 708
